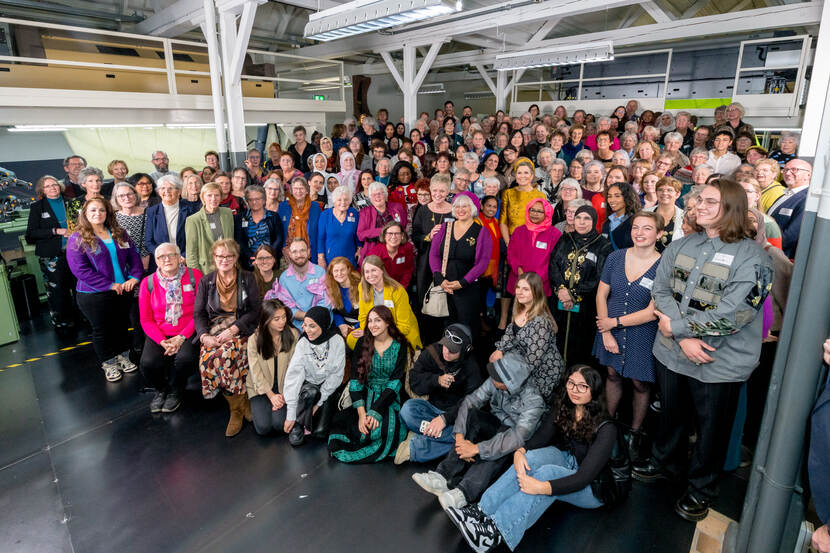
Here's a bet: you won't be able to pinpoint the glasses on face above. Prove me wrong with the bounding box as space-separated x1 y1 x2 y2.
783 167 810 174
153 157 168 162
566 379 590 394
456 178 469 184
385 231 402 237
528 208 546 214
157 253 178 260
255 255 274 262
214 254 236 261
116 193 134 200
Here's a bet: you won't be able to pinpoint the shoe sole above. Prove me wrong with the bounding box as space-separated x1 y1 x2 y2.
459 520 498 553
150 406 163 414
411 475 448 497
632 471 669 484
121 366 138 373
675 503 708 522
161 402 181 413
445 507 467 533
105 374 122 382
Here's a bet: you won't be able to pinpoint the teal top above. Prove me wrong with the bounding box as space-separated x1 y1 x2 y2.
102 232 126 284
47 197 68 247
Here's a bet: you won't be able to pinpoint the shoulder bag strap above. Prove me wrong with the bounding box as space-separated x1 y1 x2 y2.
441 221 453 277
425 343 446 371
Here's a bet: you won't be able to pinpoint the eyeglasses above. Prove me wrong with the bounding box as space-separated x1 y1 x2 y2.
157 253 178 260
255 255 274 262
385 231 402 237
214 254 236 261
566 379 590 394
783 167 810 174
528 208 546 214
152 157 168 162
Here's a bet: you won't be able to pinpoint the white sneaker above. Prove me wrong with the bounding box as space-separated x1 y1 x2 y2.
116 354 138 373
394 431 414 465
439 488 468 510
103 362 122 382
411 471 449 496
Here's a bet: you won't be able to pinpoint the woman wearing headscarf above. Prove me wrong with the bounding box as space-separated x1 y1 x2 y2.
506 198 562 298
319 137 337 172
549 205 612 365
337 151 361 194
656 112 675 136
282 306 346 446
308 152 333 182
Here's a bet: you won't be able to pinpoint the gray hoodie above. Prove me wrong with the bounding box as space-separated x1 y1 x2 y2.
452 352 546 460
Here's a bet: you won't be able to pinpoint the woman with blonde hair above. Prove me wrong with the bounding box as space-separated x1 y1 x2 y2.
346 254 421 350
325 256 361 339
489 271 565 402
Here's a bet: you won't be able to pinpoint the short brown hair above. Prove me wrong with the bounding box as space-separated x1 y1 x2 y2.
631 210 665 233
656 176 682 194
705 178 754 243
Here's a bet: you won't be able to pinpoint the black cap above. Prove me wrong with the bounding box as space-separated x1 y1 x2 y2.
438 324 472 354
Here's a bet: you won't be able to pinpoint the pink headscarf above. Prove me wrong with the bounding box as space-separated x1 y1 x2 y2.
525 198 554 243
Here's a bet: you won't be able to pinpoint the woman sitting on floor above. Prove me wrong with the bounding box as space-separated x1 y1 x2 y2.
329 305 412 463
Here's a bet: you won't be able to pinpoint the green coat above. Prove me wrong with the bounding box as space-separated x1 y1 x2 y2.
185 207 235 275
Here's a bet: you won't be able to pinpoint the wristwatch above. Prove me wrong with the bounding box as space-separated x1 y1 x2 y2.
616 317 623 329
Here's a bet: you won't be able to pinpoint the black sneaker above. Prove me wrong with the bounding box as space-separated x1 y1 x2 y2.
161 390 181 413
150 391 166 414
459 516 503 553
446 504 487 532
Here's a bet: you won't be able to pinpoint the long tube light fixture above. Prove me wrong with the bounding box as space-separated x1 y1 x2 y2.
493 41 614 71
304 0 462 42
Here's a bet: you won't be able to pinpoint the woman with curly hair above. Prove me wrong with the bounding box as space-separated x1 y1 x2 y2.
445 364 616 552
601 180 642 250
67 197 143 382
328 305 412 463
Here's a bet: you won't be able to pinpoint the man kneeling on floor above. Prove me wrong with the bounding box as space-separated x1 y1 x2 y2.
412 351 546 510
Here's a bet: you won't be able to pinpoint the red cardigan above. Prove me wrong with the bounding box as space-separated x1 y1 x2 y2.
360 241 415 288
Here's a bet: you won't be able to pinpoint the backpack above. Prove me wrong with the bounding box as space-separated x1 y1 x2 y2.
145 268 196 293
590 419 632 507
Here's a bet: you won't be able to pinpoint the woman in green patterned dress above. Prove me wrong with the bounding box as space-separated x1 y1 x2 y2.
329 305 411 463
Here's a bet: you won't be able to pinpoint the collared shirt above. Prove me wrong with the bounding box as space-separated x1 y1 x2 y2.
704 150 741 176
266 263 330 328
652 232 773 383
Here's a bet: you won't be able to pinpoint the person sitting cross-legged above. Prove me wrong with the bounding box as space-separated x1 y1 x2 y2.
411 352 546 511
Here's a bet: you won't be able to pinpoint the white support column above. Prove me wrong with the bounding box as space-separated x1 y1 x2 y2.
219 10 247 165
228 1 257 83
495 70 507 111
402 44 417 129
201 0 228 168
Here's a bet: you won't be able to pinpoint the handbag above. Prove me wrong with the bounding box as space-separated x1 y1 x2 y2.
590 419 632 507
421 222 453 317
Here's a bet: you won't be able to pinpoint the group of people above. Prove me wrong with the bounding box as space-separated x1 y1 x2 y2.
23 97 814 552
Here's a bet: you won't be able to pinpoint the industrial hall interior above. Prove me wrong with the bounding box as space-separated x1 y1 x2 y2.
1 0 830 552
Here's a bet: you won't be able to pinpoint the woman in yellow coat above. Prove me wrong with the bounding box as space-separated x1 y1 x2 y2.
346 255 422 351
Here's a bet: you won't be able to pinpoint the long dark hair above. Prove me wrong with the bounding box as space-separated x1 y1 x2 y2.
255 299 296 359
355 305 412 384
554 364 609 443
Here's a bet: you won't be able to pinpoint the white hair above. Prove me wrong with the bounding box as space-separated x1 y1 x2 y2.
156 173 182 190
451 193 478 218
367 181 388 198
462 152 479 165
556 178 583 201
330 185 353 203
780 131 800 145
154 241 181 257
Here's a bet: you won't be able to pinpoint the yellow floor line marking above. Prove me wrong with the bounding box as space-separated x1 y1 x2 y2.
25 358 41 362
60 346 76 351
43 352 59 356
76 341 91 346
6 363 22 368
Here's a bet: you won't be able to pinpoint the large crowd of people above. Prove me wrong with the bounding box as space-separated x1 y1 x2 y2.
24 98 817 552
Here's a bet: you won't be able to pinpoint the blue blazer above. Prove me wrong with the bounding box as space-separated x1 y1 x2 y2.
277 199 322 260
145 200 191 257
770 188 807 259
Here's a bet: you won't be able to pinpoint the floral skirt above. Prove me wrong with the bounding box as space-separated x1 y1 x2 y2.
199 337 249 399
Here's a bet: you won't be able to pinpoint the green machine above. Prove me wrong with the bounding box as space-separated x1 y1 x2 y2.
0 264 20 345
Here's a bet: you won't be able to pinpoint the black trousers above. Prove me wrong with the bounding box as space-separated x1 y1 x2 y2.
39 255 76 325
436 407 511 502
250 395 287 436
128 294 146 361
651 360 742 500
139 335 198 393
296 381 322 430
76 291 132 364
447 280 481 340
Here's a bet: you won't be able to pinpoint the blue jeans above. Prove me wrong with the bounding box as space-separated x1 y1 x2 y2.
398 399 455 462
479 446 603 551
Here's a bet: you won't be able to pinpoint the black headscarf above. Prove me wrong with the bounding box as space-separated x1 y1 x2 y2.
570 205 600 247
304 306 337 345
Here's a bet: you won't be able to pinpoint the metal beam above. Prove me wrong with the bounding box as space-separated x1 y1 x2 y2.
680 0 709 18
288 0 639 58
0 0 144 22
475 63 497 95
135 0 205 36
413 41 443 90
275 0 341 9
228 1 258 80
640 0 674 22
379 50 405 91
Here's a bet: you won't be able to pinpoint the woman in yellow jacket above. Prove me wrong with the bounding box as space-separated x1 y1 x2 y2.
347 255 422 351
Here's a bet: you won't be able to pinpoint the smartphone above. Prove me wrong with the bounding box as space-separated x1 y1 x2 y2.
420 420 430 434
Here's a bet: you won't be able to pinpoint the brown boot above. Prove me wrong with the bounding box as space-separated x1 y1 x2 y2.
241 395 253 422
224 394 244 437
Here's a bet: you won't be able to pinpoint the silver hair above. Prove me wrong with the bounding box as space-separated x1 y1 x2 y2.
368 181 388 198
451 193 478 218
110 182 138 211
779 131 800 145
620 131 638 145
550 158 568 172
583 160 607 180
675 111 691 120
727 102 745 117
537 147 555 161
664 131 683 144
78 166 104 184
151 150 168 159
363 116 376 127
330 185 353 203
521 127 533 136
156 173 182 190
556 178 583 201
462 152 479 165
481 176 501 191
454 167 471 179
154 241 181 258
264 177 282 188
611 151 631 167
244 184 265 201
598 116 611 125
692 164 712 178
575 150 594 164
690 147 709 158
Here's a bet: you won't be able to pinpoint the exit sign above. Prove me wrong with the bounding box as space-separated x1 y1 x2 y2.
313 94 325 101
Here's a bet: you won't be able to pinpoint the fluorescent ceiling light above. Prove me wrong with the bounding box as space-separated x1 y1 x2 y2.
493 41 614 71
418 83 445 94
8 124 164 132
304 0 462 42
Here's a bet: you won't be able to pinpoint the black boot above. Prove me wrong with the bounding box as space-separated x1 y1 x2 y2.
675 491 710 522
311 398 335 439
289 423 306 447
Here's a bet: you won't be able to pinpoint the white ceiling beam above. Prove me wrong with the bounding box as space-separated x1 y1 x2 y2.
680 0 709 18
134 0 205 36
412 41 444 90
379 51 405 91
275 0 341 10
640 0 674 22
288 0 639 58
455 35 506 49
529 17 561 42
474 63 497 94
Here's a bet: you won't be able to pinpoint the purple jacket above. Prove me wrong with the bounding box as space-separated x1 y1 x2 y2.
67 231 144 293
429 221 492 287
356 201 408 243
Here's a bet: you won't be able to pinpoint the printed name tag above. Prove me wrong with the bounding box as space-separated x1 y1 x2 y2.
183 284 194 292
779 208 793 217
347 215 356 222
383 299 394 308
601 202 606 208
395 256 405 264
41 212 51 219
535 241 547 249
712 252 734 266
241 220 248 228
586 252 597 263
209 222 216 229
393 214 401 222
444 217 454 223
640 277 654 290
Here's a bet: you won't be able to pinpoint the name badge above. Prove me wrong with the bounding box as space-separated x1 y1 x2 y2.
444 217 454 223
393 214 401 222
183 284 194 292
395 256 405 264
535 241 547 249
41 212 51 219
383 299 394 308
586 252 597 263
347 215 356 222
640 277 654 290
601 202 606 208
241 220 248 228
712 252 734 266
779 208 793 217
209 222 217 229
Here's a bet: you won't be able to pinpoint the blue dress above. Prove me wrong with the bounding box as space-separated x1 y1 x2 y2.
317 207 361 265
592 249 660 382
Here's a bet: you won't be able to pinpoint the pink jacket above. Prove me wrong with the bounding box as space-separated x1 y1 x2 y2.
506 225 561 296
356 202 408 242
138 269 203 345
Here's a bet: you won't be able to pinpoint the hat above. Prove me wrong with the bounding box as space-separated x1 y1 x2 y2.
438 324 472 355
486 362 504 384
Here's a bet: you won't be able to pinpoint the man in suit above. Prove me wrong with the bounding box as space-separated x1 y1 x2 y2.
769 158 812 259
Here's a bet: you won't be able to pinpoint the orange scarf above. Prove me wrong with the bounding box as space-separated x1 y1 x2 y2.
478 215 501 285
287 196 311 244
